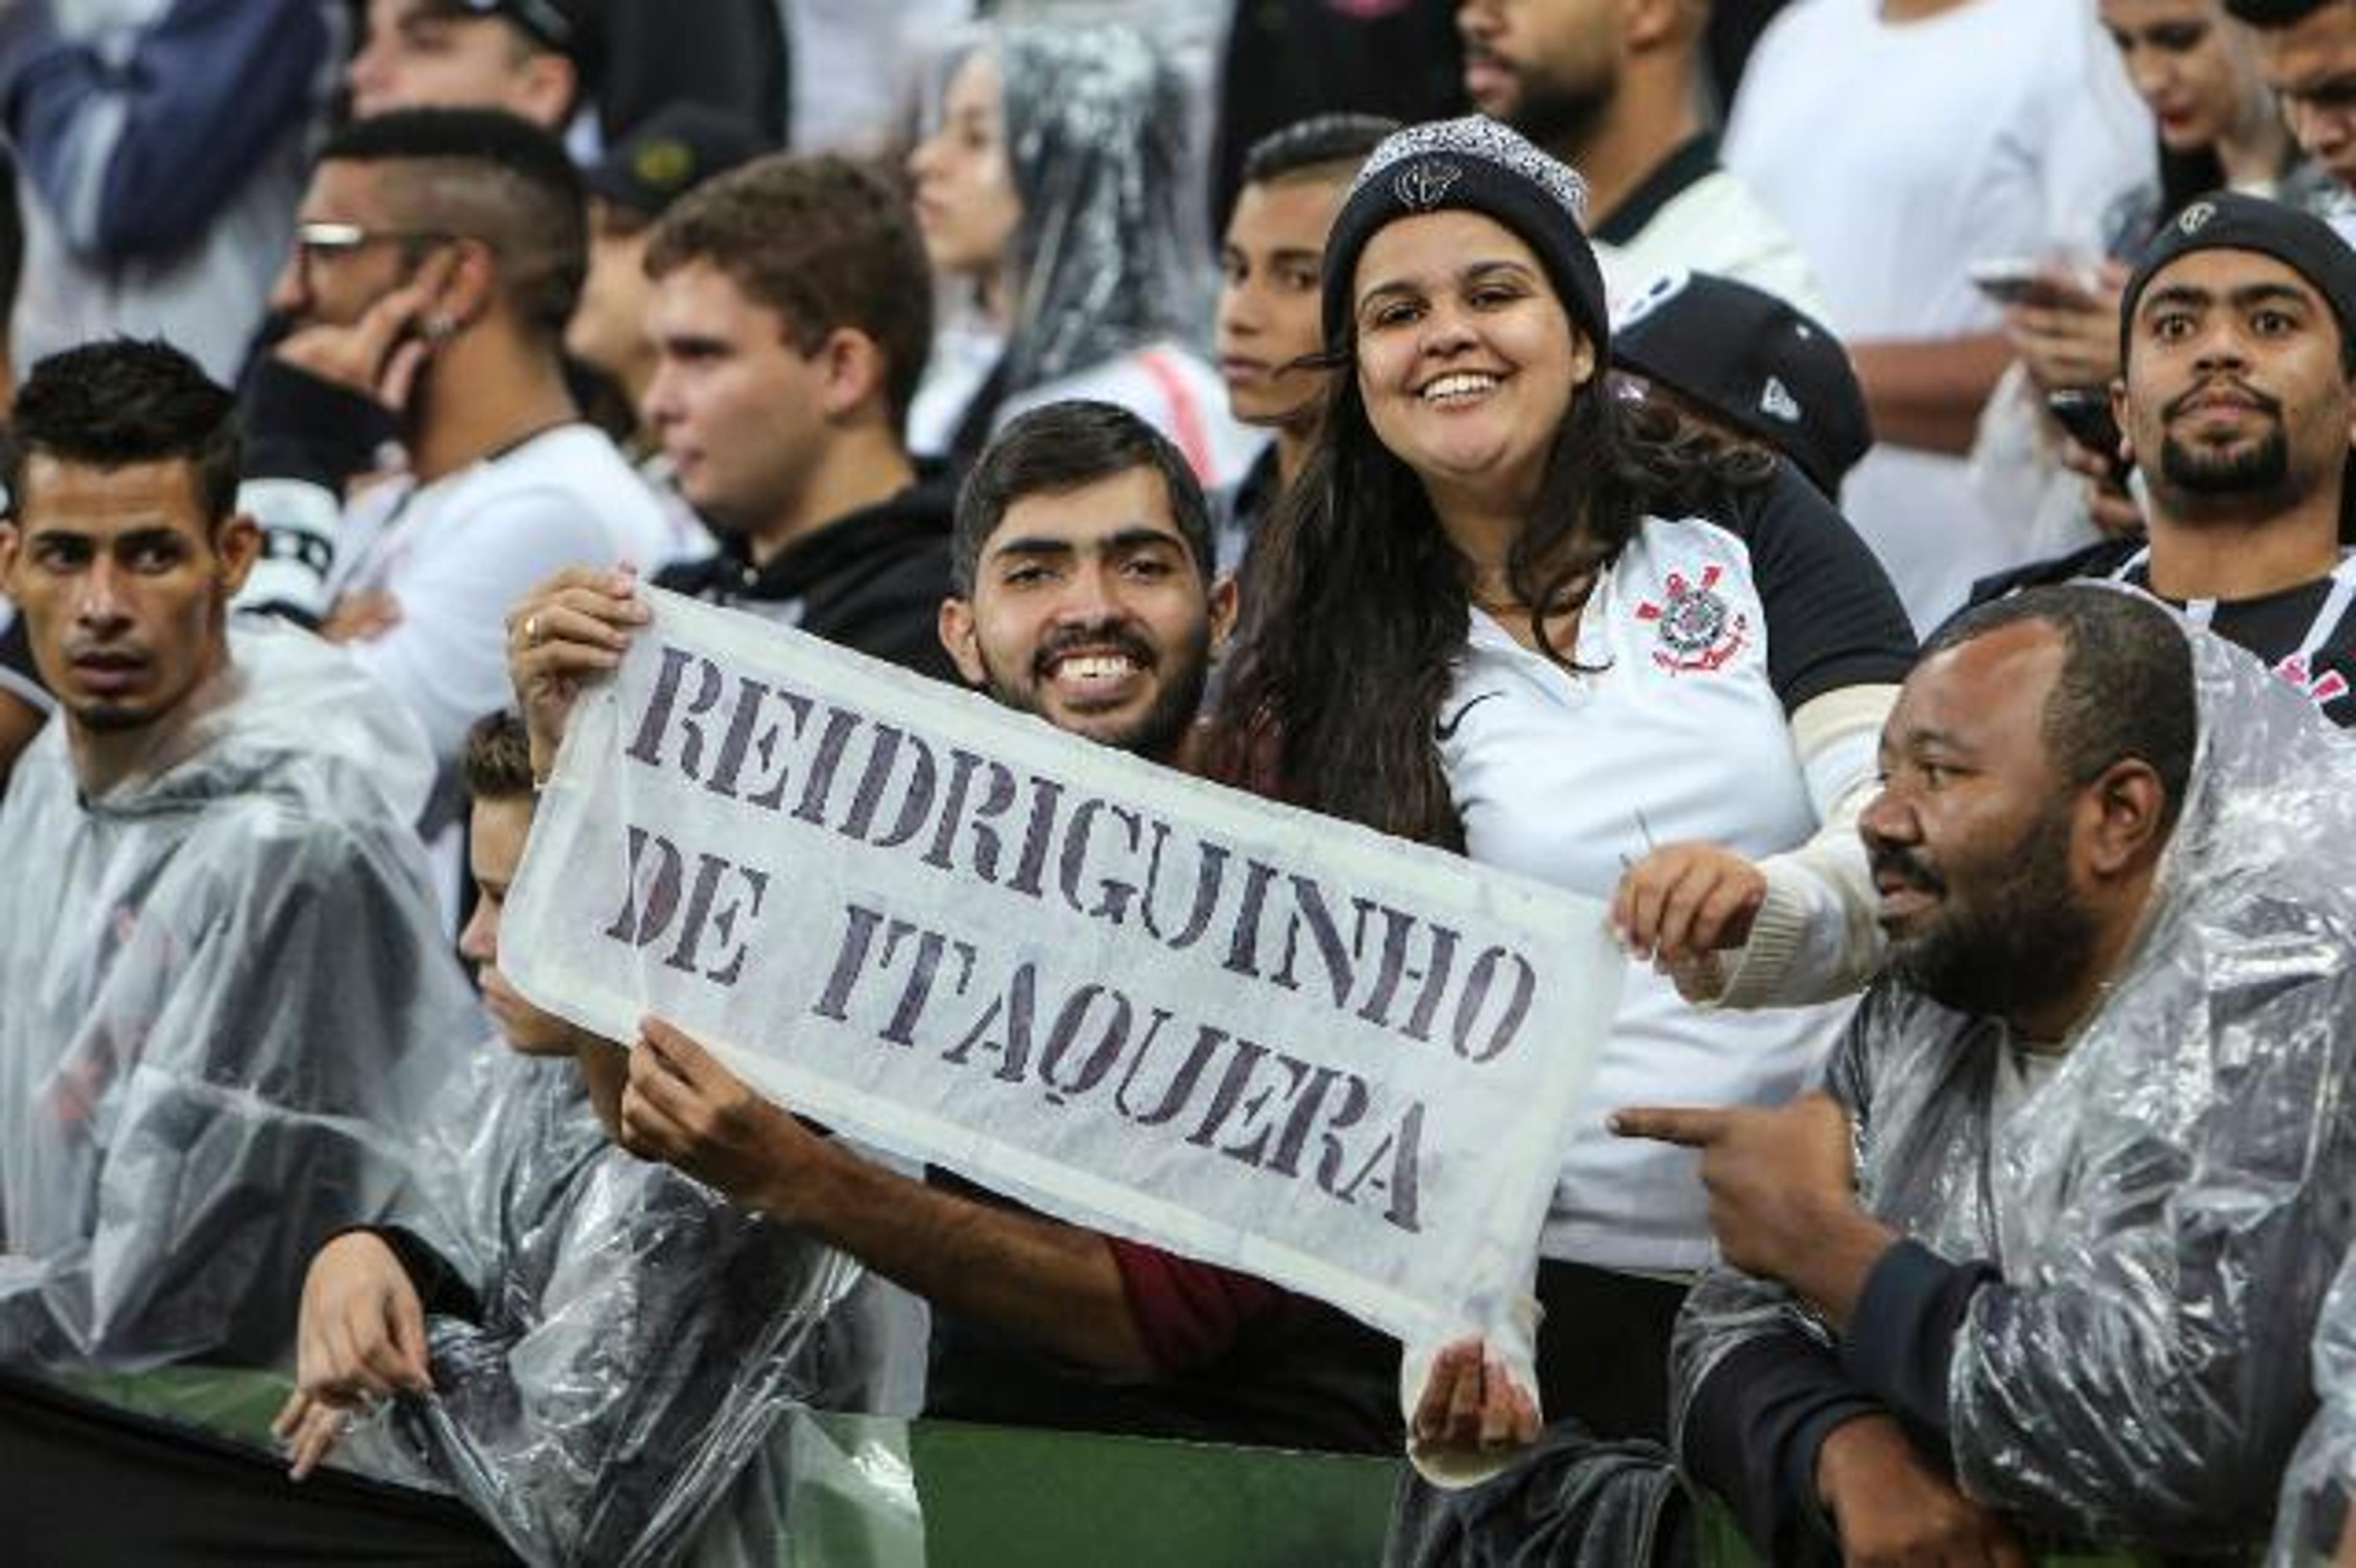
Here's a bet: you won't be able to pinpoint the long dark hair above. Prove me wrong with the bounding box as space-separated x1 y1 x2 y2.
1208 356 1771 849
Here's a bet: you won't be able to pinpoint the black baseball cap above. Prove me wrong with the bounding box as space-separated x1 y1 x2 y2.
2120 191 2356 362
417 0 588 63
1611 269 1873 496
2219 0 2333 23
585 103 772 218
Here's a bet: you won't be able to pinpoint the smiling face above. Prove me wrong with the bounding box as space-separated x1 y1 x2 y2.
1860 621 2102 1023
2100 0 2263 153
2117 246 2356 513
907 50 1023 284
1217 174 1345 430
0 455 256 746
458 794 575 1056
939 466 1235 759
1351 209 1593 509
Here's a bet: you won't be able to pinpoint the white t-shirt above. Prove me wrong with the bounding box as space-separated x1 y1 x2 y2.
1725 0 2146 635
1593 163 1830 321
907 309 1006 462
328 425 679 780
1439 475 1914 1272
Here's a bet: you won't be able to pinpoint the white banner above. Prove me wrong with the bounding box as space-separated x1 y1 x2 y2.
504 589 1623 1350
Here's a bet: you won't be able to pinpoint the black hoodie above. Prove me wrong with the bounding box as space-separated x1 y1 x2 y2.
654 478 959 685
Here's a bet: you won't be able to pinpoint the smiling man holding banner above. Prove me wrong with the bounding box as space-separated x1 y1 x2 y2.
502 399 1626 1456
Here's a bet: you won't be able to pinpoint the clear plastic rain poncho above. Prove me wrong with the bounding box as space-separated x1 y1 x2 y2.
1671 618 2356 1554
0 618 475 1369
992 21 1199 396
334 1045 926 1568
2271 1253 2356 1565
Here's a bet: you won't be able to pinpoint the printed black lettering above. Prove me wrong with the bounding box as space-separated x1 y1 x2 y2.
622 643 725 780
1452 947 1537 1063
942 961 1037 1083
811 903 886 1021
925 748 1020 881
790 706 864 824
1037 986 1147 1105
600 824 683 947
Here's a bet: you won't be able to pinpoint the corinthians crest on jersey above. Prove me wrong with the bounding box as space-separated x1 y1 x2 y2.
1634 563 1752 674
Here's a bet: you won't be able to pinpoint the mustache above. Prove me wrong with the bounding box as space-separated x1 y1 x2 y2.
63 643 147 665
1031 620 1157 682
1868 840 1945 896
2162 377 2280 423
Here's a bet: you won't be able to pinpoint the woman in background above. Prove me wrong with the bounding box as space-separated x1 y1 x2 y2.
904 21 1258 485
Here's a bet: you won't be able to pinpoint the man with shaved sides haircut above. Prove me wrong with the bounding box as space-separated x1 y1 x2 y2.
236 107 686 915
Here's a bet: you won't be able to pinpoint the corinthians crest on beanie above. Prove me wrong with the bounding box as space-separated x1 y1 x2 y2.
1320 116 1611 356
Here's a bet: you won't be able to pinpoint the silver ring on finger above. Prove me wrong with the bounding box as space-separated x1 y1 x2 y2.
525 613 543 647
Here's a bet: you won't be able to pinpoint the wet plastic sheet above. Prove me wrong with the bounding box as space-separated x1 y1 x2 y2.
968 21 1201 396
0 618 475 1369
333 1049 928 1568
2271 1253 2356 1565
1674 618 2356 1551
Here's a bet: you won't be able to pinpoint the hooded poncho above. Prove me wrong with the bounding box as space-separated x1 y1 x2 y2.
332 1047 927 1568
0 618 477 1367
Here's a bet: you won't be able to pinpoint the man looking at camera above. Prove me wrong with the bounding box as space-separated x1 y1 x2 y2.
1980 193 2356 726
0 339 471 1369
504 400 1399 1451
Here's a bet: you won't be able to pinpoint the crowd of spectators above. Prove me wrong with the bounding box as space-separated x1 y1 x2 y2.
8 2 2356 1564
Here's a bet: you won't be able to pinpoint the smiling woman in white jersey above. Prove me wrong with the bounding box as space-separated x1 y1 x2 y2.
1206 116 1917 1553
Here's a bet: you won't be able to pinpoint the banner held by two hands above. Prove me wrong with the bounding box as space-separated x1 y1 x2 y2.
504 589 1623 1351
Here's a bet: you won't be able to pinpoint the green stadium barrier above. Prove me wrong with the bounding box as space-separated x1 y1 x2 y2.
43 1369 2262 1567
53 1366 1400 1567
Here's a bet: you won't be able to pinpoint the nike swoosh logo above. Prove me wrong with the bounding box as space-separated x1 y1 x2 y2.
1434 691 1501 740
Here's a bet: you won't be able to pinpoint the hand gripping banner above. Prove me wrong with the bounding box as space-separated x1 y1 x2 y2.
503 590 1623 1353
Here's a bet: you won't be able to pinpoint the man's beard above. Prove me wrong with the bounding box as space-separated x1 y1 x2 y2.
983 618 1211 763
2160 425 2290 496
1506 70 1616 159
69 699 152 733
1876 804 2100 1024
